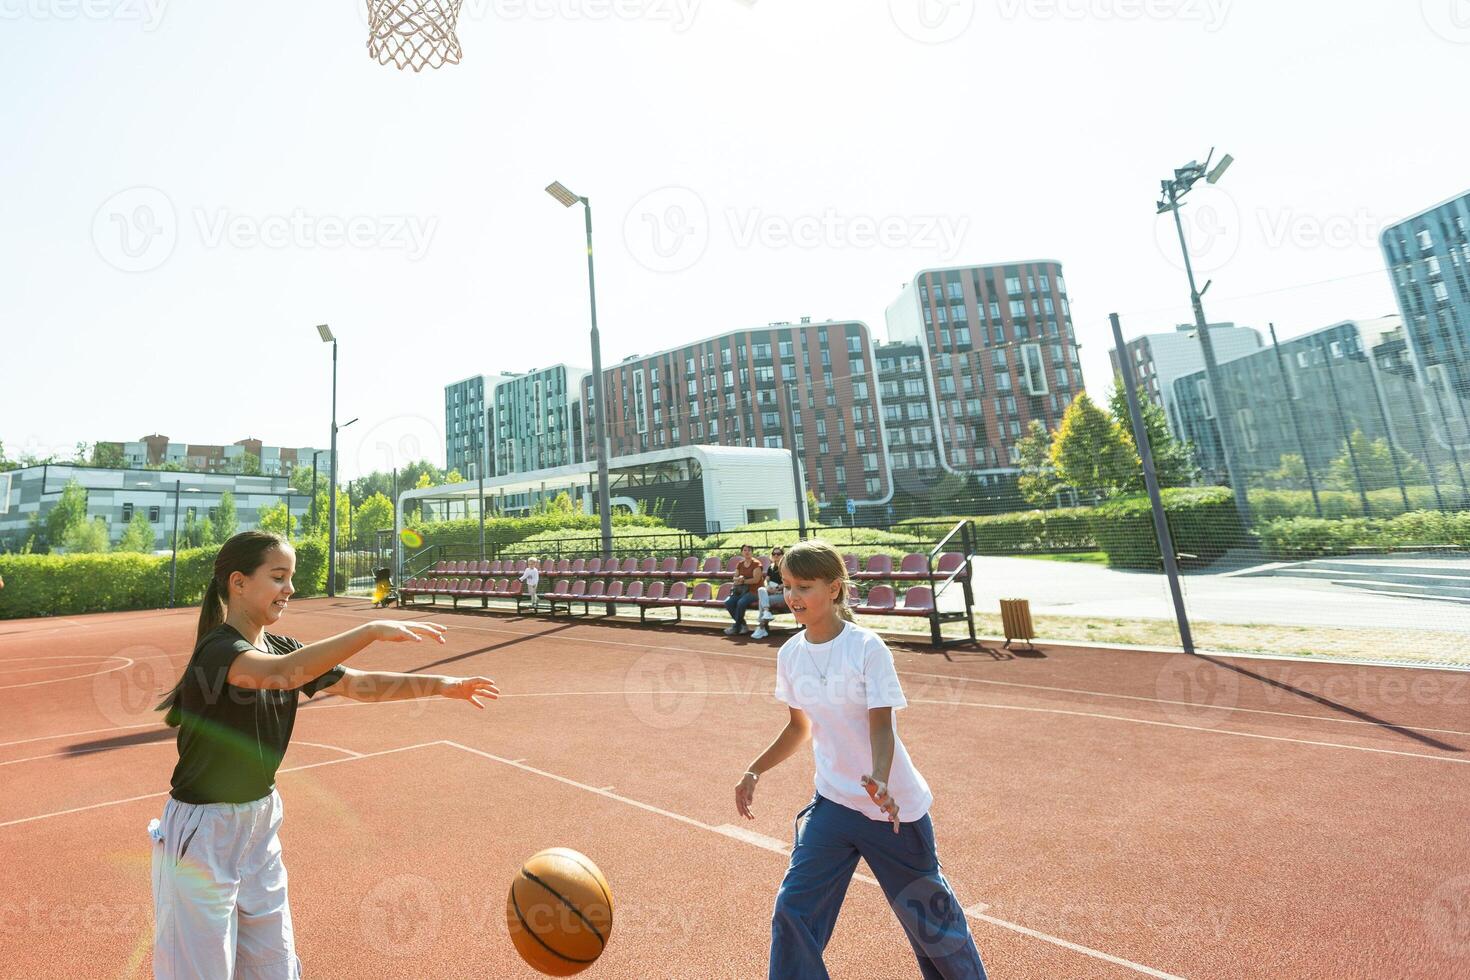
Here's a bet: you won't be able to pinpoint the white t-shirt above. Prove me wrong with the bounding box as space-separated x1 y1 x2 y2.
519 567 540 591
774 621 933 822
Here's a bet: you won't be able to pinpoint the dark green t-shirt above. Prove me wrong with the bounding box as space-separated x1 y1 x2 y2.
169 624 345 804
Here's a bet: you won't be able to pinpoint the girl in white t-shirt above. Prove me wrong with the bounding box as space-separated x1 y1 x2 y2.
734 540 987 979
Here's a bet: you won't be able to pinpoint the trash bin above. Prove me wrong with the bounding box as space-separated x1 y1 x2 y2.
999 598 1035 650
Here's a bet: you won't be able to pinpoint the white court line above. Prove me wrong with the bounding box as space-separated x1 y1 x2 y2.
0 657 134 690
306 608 1470 738
908 697 1470 766
437 740 1185 980
0 741 428 829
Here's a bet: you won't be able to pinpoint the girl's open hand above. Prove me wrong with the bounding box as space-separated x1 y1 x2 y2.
862 775 901 833
735 771 758 820
373 621 447 644
439 676 499 708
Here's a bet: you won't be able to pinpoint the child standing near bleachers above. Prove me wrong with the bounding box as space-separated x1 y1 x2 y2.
519 557 541 611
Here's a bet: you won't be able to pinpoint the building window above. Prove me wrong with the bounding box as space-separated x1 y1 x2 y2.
1021 343 1049 396
122 503 134 521
149 506 160 522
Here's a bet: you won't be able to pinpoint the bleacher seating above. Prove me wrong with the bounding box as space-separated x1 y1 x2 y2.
402 547 972 645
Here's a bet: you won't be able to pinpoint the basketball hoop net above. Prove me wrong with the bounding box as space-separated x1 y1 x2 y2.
366 0 464 72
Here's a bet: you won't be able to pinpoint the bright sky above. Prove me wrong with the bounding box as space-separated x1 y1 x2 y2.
3 0 1466 479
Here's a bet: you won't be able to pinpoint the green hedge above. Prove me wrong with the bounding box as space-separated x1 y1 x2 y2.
1247 486 1470 521
0 536 330 620
1090 487 1245 569
1258 509 1470 559
405 512 666 555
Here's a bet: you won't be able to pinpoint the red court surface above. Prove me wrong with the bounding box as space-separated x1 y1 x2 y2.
1 597 1467 979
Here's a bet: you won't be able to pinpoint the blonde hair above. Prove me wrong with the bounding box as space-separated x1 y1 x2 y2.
778 539 855 623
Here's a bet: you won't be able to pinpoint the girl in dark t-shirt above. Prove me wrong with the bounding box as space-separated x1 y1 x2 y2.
150 530 498 979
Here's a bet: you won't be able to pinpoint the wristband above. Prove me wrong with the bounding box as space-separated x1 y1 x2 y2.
743 770 759 782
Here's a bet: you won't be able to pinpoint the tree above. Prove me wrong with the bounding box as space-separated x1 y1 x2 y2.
1051 393 1137 498
352 493 394 549
1107 384 1196 489
1016 420 1063 507
118 510 157 553
89 443 126 469
63 516 110 553
239 453 262 476
46 480 89 549
444 468 465 484
1268 453 1309 490
256 501 295 538
0 440 19 473
806 490 821 522
212 491 238 542
1330 431 1427 492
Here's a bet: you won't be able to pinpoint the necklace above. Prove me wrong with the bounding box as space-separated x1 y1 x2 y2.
803 623 844 682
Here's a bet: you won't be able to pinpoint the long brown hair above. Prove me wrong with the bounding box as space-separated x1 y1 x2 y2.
156 530 287 727
778 539 856 623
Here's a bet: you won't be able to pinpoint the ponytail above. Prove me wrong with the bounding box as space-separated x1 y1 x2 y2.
156 530 286 728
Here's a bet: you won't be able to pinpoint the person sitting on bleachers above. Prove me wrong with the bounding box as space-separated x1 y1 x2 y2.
724 544 764 636
752 546 788 640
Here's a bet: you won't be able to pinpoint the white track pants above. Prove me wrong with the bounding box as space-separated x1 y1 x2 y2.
151 788 302 979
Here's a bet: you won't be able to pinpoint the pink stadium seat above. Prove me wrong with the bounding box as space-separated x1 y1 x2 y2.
672 556 698 579
711 582 734 606
624 581 645 601
843 554 859 575
555 558 572 575
897 553 930 579
621 558 640 576
725 557 743 576
855 554 893 581
700 556 723 577
638 581 664 605
434 560 447 574
657 557 678 576
758 555 771 572
660 582 688 606
688 582 713 604
635 558 656 577
568 580 587 599
475 561 488 576
605 581 626 600
548 579 572 599
936 552 965 575
571 558 587 575
514 560 528 573
895 587 935 616
854 585 896 614
585 580 607 599
585 557 603 575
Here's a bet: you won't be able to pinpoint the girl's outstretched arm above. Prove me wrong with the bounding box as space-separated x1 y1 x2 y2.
324 669 499 708
225 621 447 691
735 707 811 819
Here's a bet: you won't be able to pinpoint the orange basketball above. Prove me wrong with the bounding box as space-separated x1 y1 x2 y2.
506 847 614 976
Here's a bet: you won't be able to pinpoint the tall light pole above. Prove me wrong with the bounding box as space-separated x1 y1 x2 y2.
310 449 325 535
168 481 200 608
783 383 808 539
546 180 613 558
317 324 341 595
1157 149 1251 524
